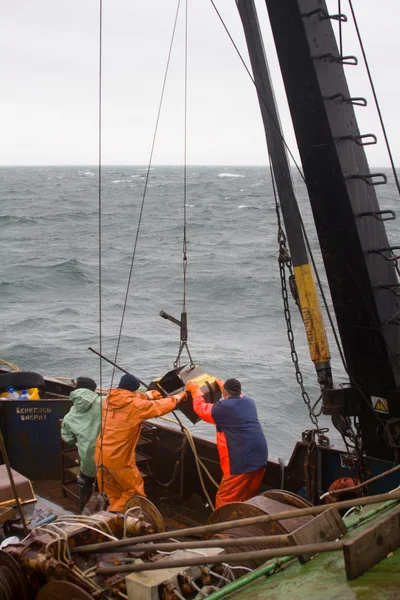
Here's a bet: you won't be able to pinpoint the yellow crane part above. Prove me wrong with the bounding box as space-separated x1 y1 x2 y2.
293 263 331 365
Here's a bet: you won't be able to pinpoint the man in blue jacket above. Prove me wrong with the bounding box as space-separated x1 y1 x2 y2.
187 377 268 508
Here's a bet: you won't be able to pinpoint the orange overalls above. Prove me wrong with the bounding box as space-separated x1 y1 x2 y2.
94 388 184 512
192 391 267 508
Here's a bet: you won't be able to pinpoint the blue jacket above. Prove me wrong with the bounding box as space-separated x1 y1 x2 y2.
193 393 268 475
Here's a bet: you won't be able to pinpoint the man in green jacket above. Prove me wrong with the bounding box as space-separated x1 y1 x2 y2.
61 377 101 511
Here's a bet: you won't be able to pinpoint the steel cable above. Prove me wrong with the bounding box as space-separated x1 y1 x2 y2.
97 0 183 468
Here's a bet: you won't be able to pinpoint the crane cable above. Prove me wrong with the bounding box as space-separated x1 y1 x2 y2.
174 0 195 369
96 0 184 487
97 0 104 491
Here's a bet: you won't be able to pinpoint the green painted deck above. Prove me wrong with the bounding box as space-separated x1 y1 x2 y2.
223 503 400 600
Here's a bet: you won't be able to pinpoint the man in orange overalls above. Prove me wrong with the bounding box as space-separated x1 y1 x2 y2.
95 373 186 512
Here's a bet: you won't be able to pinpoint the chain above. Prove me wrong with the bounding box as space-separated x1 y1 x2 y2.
276 202 366 472
174 341 195 369
278 249 320 429
273 179 321 430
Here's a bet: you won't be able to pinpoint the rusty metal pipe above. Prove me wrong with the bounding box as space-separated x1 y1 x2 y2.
72 490 400 555
107 534 291 554
96 540 344 574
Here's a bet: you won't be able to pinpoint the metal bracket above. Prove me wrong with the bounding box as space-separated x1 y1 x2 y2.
369 246 400 262
357 210 395 222
346 173 388 186
313 53 358 66
322 386 363 417
375 283 400 298
159 311 181 328
302 8 347 22
325 93 367 107
338 134 377 146
159 310 188 342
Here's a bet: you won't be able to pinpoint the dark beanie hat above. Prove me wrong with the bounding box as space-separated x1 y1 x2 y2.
119 373 140 392
224 378 241 396
76 377 97 392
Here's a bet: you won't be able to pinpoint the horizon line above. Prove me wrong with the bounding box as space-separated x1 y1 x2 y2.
0 163 397 170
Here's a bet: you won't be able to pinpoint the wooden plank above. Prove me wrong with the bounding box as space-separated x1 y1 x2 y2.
0 506 15 524
288 507 347 564
343 507 400 580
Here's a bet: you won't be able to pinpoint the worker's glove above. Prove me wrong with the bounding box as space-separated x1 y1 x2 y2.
174 391 187 403
147 381 165 395
214 378 225 393
145 390 163 401
186 380 201 397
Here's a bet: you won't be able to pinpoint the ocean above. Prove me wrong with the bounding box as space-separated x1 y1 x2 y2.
1 165 399 458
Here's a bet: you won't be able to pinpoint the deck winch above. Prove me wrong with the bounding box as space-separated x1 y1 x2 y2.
206 490 313 576
0 491 348 599
2 499 165 599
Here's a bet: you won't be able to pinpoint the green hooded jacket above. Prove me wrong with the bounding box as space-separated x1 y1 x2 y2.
61 388 101 478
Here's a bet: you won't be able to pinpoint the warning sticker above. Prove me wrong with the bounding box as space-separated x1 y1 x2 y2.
372 396 389 414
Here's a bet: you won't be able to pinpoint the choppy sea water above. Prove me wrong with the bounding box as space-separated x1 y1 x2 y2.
1 166 399 458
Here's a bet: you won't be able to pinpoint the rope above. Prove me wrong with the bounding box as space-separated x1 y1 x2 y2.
0 360 20 372
97 0 104 492
98 0 183 465
348 0 400 198
159 415 218 510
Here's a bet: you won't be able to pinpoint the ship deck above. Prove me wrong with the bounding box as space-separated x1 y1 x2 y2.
222 501 400 600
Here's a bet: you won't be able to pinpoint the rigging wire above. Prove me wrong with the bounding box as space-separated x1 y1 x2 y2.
182 0 188 316
208 0 350 376
209 0 350 368
97 0 104 490
300 3 400 389
347 0 400 198
97 0 184 461
211 0 306 184
338 0 343 56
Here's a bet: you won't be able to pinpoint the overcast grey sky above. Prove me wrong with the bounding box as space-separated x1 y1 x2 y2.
0 0 398 166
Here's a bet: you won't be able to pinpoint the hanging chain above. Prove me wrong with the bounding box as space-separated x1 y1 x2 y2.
174 339 194 369
272 168 322 431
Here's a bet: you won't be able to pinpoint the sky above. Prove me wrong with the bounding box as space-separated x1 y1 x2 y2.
0 0 399 166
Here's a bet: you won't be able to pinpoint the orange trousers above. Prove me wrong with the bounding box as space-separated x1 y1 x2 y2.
98 465 146 512
215 467 266 509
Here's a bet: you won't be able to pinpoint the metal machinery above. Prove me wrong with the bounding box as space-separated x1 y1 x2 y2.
262 0 400 461
0 491 348 600
236 0 400 469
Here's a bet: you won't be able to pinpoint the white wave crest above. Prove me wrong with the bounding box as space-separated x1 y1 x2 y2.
218 173 245 178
